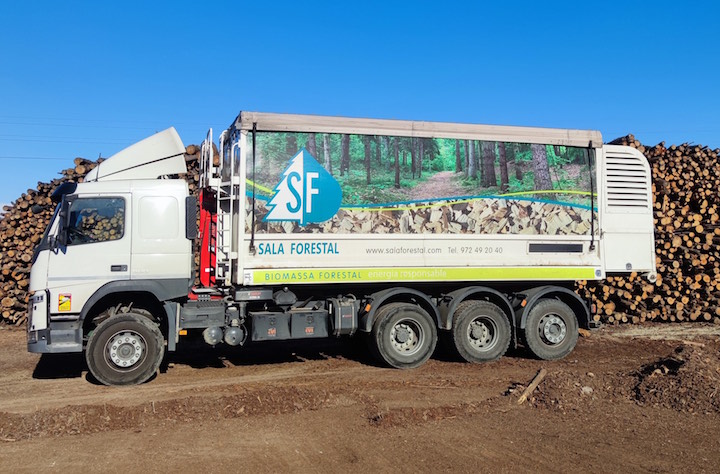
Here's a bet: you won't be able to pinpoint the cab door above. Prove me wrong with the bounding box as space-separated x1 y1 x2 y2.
46 194 132 316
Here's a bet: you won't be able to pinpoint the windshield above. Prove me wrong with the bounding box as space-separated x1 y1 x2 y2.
31 204 60 264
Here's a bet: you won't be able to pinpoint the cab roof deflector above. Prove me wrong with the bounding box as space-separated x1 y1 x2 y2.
84 127 187 182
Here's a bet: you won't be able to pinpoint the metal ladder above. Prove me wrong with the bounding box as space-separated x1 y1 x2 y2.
214 131 240 286
199 129 240 287
199 129 215 189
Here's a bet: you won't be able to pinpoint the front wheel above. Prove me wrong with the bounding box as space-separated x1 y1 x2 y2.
523 299 578 360
371 303 437 369
85 313 164 386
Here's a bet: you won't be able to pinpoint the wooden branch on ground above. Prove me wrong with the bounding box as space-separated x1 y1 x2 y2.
517 368 548 405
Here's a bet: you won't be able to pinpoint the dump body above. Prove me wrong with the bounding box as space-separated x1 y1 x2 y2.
210 112 655 287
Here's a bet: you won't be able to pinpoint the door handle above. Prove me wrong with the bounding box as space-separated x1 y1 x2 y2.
111 265 128 272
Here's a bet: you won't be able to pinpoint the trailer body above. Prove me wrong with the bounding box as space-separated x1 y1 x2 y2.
27 112 656 385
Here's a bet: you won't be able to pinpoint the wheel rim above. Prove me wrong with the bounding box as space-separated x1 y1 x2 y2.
466 316 498 351
106 330 147 370
538 313 567 345
389 318 424 356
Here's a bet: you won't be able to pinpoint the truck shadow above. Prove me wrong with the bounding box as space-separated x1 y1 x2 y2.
32 353 157 385
32 353 86 380
29 339 372 382
165 336 537 371
30 338 537 381
165 336 377 370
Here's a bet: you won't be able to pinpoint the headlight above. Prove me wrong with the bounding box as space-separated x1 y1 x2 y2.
27 291 49 332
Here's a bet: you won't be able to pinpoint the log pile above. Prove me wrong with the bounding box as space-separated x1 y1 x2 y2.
577 135 720 324
2 134 719 326
0 148 201 326
248 197 594 236
1 158 100 325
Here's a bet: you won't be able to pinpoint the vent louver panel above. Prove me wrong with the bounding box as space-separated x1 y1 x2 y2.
605 152 650 209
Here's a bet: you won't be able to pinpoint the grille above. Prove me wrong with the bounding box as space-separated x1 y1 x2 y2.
605 151 650 209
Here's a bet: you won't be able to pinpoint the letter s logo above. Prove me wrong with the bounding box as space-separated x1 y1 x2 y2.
264 149 342 225
285 171 302 213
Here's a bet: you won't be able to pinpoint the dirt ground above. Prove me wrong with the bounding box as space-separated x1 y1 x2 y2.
1 323 719 473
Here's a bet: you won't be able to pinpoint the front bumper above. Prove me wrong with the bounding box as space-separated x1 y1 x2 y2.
27 289 82 353
27 323 83 353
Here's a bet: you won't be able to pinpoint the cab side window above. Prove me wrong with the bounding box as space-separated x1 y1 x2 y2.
66 198 125 245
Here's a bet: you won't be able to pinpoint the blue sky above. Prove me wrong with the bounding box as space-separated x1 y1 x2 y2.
1 1 718 206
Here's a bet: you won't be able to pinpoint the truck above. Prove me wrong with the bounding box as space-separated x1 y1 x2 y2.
26 112 657 385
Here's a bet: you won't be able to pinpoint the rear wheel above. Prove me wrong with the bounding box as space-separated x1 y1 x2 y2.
371 303 437 369
86 313 164 386
451 300 511 363
523 299 578 360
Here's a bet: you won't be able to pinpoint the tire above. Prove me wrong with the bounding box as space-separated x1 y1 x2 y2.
523 299 578 360
371 303 437 369
85 313 165 386
451 300 511 363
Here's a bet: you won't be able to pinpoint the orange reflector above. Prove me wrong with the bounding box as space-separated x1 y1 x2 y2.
365 304 372 313
178 329 188 336
520 299 527 307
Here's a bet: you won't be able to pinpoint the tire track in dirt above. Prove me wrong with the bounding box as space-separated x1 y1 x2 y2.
3 325 720 474
0 363 376 414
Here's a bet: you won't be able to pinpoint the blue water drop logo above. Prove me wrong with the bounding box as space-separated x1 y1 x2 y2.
264 149 342 225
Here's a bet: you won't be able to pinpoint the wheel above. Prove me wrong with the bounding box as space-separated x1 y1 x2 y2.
523 299 578 360
451 300 511 363
85 313 165 386
371 302 437 369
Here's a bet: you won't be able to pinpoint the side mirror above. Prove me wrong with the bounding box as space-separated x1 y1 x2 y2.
56 228 68 248
51 182 77 204
57 198 73 246
48 235 59 251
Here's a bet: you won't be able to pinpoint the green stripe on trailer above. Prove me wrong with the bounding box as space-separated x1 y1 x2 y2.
250 267 598 284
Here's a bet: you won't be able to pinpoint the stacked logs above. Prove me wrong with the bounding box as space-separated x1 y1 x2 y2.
248 198 593 236
577 135 720 324
0 147 202 326
0 158 99 325
1 135 719 326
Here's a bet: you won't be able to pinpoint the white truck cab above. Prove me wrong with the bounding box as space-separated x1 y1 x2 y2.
27 129 195 373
